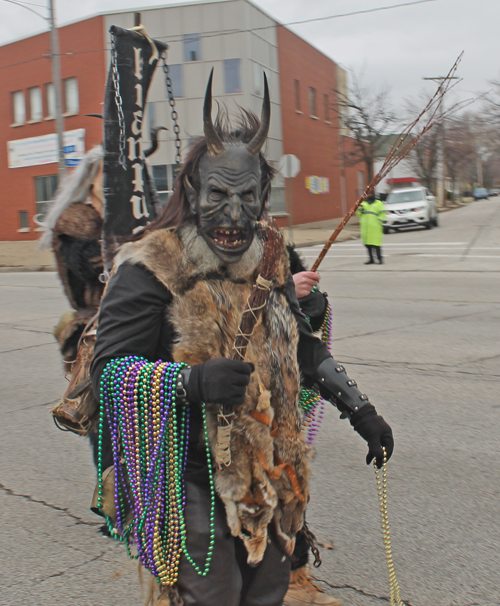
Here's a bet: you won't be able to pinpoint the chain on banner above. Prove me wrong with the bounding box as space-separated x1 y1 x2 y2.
102 25 168 269
162 57 182 167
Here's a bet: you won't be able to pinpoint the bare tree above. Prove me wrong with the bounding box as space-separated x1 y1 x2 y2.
484 80 500 125
444 115 476 194
333 73 397 182
408 126 439 193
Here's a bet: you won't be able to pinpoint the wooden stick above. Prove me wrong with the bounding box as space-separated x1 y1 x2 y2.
311 53 468 272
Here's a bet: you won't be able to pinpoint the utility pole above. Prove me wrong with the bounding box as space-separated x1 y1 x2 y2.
423 75 459 208
48 0 66 180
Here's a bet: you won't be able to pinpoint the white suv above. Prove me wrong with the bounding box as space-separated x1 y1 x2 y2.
383 187 438 233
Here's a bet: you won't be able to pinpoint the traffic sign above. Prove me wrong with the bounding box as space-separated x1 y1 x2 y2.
278 154 301 179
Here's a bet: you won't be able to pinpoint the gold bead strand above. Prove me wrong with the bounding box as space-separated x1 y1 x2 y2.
374 448 404 606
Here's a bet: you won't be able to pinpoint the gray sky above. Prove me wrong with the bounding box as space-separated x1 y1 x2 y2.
1 0 498 111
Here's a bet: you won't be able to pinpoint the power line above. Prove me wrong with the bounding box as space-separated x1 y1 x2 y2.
154 0 439 42
0 48 106 70
0 0 440 70
279 0 438 28
1 0 47 20
11 0 47 7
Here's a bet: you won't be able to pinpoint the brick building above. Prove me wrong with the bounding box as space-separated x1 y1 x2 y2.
0 0 365 241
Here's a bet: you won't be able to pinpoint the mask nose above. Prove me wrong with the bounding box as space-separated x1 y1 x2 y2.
225 194 242 222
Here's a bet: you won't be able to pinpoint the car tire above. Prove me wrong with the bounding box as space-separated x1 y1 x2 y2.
424 219 432 230
383 226 389 234
432 214 439 227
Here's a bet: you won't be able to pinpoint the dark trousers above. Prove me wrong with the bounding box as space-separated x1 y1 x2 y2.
176 458 291 606
366 245 382 263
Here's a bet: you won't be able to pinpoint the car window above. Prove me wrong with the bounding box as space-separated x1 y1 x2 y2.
386 190 425 204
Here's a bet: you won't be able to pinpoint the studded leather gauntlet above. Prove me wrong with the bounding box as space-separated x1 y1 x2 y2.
315 357 394 467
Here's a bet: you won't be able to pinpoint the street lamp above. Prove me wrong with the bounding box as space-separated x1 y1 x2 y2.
3 0 66 179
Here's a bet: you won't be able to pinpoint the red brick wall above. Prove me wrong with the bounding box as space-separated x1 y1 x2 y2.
276 26 341 225
276 26 365 226
0 16 106 241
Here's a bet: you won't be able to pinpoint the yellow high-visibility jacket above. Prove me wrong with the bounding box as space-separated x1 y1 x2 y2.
356 199 386 246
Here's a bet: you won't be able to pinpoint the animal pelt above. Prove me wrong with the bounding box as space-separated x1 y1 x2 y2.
52 203 104 312
287 244 308 275
117 222 310 565
40 145 104 248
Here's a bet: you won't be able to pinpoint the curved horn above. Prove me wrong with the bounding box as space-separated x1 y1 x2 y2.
203 68 225 156
247 72 270 156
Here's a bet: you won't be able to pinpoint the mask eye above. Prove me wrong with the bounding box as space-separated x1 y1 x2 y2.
241 191 255 203
209 189 225 202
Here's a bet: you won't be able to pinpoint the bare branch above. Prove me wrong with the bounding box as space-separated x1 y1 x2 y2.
312 53 468 272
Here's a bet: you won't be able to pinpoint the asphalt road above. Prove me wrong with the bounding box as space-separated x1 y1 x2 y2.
0 198 499 606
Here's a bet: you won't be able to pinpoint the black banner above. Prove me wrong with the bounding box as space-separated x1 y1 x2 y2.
102 26 168 263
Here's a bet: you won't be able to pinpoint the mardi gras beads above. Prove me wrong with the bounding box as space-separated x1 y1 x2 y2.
300 300 333 443
98 356 216 586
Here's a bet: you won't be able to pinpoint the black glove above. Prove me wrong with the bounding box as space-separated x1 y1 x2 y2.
186 358 254 407
350 403 394 468
299 291 328 330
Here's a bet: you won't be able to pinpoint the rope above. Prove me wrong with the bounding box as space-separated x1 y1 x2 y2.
215 413 235 467
231 274 272 358
256 275 272 290
374 448 404 606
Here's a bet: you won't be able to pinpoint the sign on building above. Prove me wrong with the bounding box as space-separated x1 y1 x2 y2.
305 175 329 194
7 129 86 169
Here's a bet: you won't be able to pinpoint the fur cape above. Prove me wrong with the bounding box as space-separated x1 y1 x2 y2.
117 223 310 564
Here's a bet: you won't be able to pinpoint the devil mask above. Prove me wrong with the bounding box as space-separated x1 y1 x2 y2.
185 70 271 264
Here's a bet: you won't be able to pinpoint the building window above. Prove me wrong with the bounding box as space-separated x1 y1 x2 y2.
294 80 300 112
28 87 43 122
64 77 79 114
224 59 242 94
18 210 30 232
151 165 169 208
184 34 201 61
253 63 262 95
148 101 156 132
34 175 58 219
11 91 26 125
168 64 183 98
309 87 316 117
324 93 330 122
45 83 56 117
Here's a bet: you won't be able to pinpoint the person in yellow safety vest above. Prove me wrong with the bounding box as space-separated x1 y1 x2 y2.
356 192 386 265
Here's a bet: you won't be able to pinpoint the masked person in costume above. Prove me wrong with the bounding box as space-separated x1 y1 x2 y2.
90 72 394 606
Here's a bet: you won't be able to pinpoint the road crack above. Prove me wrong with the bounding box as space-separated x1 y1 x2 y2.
0 482 100 528
2 550 112 589
0 341 55 354
332 309 489 343
313 576 414 605
338 357 500 380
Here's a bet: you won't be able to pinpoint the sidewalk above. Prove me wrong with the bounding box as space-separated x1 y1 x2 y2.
0 217 361 271
0 202 466 271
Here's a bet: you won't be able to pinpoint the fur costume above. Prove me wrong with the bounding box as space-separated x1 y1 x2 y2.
116 222 310 564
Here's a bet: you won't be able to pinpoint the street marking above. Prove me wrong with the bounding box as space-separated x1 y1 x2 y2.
299 254 500 259
415 254 500 258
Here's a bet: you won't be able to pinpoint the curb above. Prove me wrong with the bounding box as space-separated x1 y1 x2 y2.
0 266 56 273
